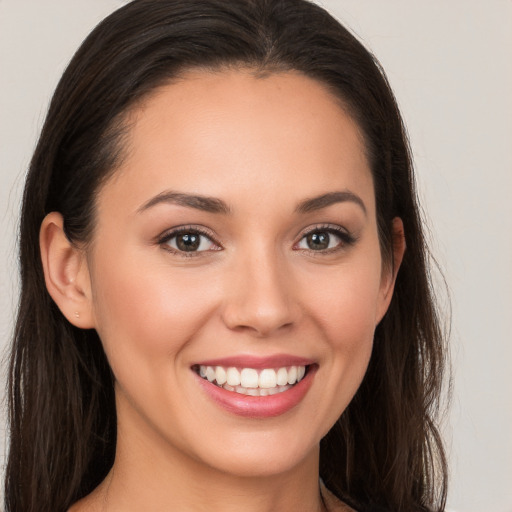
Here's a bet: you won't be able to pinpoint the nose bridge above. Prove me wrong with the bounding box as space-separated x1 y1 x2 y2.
222 241 297 336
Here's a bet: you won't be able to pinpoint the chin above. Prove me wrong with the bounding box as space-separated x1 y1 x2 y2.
210 450 315 479
189 429 320 479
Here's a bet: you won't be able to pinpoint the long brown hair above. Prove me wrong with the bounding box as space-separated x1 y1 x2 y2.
5 1 449 511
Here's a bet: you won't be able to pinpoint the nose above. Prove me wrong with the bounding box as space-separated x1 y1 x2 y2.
221 247 299 337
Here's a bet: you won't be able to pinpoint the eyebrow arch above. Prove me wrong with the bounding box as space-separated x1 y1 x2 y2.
138 190 231 215
295 191 367 216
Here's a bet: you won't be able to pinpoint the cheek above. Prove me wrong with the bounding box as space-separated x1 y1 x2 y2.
89 251 219 374
299 257 383 417
303 259 383 345
320 281 377 380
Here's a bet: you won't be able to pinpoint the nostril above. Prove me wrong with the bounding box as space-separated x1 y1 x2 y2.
222 310 297 338
220 274 298 336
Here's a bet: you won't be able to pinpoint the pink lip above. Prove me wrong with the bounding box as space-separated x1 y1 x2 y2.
194 364 318 418
194 353 314 369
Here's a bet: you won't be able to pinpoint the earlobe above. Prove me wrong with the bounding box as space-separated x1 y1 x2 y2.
376 217 406 323
39 212 95 329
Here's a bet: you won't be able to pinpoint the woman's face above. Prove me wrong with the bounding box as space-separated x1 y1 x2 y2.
85 70 398 477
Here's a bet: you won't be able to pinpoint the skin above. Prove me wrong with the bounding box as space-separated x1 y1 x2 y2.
41 69 404 512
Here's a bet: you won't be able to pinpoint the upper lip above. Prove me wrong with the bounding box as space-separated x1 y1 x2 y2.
193 354 315 369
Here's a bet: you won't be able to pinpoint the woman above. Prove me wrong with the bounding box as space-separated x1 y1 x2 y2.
4 0 448 511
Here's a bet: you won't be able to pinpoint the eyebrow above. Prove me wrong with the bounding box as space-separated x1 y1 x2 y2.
138 191 231 214
295 191 367 216
138 189 366 216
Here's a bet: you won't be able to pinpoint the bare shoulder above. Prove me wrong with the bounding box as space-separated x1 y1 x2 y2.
67 489 104 512
321 482 357 512
67 499 96 512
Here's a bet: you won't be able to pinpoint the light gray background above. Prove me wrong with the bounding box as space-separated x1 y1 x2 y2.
1 1 511 511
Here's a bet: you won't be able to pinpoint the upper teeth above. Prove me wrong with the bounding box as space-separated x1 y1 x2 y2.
199 365 306 388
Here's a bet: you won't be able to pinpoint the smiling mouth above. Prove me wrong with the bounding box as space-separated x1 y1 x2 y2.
192 364 309 397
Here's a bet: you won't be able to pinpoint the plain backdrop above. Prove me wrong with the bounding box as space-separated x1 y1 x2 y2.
0 1 511 511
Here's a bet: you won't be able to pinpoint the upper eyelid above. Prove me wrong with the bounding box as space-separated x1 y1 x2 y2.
297 223 351 238
157 226 222 258
156 223 353 250
294 224 357 250
157 225 219 243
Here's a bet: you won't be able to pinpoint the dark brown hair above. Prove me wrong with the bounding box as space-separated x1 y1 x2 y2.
5 1 448 511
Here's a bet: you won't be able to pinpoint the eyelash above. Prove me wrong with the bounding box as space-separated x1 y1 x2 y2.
157 225 221 258
157 224 356 258
295 224 357 254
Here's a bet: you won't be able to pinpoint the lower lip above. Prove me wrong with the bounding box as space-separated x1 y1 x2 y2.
195 366 317 418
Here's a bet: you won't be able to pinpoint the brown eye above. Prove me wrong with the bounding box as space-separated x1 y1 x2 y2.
163 230 217 253
305 232 331 250
296 227 354 252
176 233 201 251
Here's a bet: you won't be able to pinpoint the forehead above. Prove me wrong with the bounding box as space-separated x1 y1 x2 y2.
98 69 374 216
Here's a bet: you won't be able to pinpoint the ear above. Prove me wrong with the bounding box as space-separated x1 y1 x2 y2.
376 217 406 323
40 212 95 329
